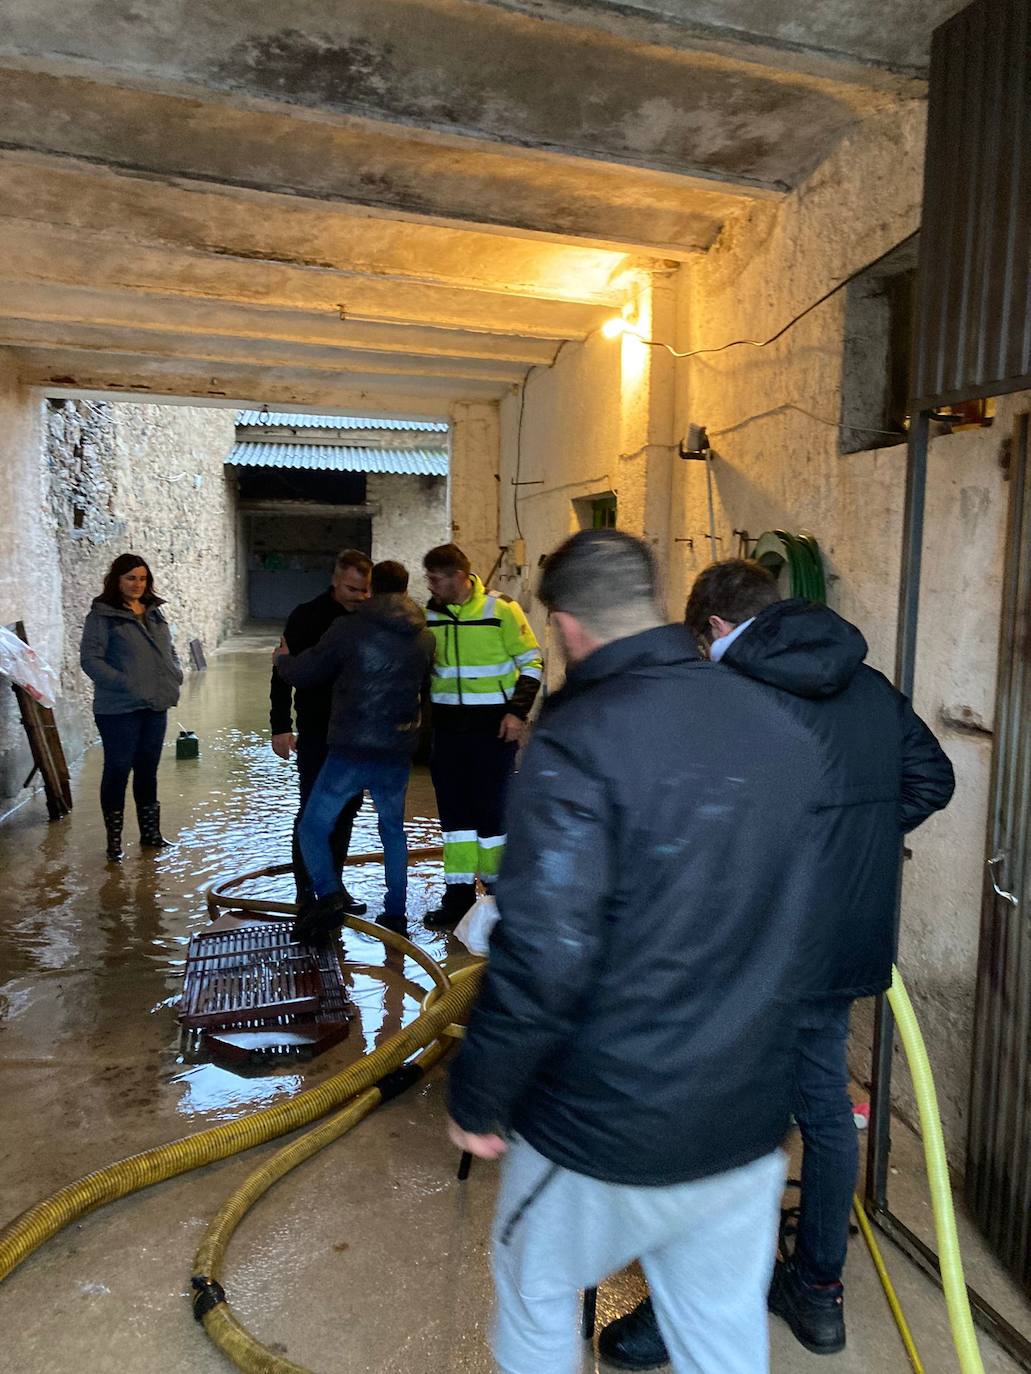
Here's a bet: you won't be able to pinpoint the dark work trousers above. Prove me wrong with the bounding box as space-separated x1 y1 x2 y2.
430 728 517 910
95 709 168 813
792 997 858 1289
293 732 362 902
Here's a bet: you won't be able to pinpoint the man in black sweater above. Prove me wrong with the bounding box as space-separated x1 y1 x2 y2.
269 549 372 907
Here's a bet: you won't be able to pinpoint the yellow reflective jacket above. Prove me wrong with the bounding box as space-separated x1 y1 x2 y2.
427 576 543 722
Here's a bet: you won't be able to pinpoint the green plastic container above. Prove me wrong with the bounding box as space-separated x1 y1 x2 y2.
176 730 199 760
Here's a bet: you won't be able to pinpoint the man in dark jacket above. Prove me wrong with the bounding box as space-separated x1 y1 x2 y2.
447 530 835 1374
600 558 955 1368
275 561 435 942
270 549 372 909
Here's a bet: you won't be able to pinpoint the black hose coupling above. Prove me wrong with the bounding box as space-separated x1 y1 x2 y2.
377 1062 422 1103
191 1274 227 1321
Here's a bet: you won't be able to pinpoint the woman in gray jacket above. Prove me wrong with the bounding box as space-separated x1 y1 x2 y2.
80 553 183 860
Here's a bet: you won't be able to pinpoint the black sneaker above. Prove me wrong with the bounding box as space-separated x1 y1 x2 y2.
598 1297 669 1371
768 1258 845 1355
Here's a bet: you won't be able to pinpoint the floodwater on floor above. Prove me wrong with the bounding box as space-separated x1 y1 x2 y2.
0 636 460 1137
0 635 1028 1373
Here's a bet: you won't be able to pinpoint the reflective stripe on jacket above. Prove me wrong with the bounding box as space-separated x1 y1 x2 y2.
427 576 543 713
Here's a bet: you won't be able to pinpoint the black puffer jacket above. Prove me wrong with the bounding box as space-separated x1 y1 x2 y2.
275 594 435 760
721 599 955 1000
448 624 834 1188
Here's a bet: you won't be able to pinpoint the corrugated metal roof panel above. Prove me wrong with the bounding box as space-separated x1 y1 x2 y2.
236 411 448 433
228 442 449 476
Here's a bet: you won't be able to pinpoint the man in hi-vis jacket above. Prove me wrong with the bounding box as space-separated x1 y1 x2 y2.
422 543 542 929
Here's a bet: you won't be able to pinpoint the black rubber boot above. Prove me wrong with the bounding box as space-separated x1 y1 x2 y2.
292 891 348 948
103 809 124 863
424 883 475 931
598 1297 669 1371
137 801 171 849
768 1258 846 1354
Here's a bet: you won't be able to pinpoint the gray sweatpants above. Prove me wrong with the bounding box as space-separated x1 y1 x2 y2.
491 1137 786 1374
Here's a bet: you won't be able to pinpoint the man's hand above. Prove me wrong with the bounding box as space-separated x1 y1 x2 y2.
498 713 526 745
273 637 289 661
448 1117 508 1160
271 732 296 760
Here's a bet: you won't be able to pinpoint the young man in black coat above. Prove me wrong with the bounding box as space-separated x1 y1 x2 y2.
269 549 372 909
275 561 435 942
447 530 839 1374
600 558 955 1367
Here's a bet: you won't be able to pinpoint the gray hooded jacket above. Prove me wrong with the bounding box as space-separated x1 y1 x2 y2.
80 598 184 715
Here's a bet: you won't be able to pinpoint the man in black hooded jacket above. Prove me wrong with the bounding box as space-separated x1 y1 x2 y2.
600 558 955 1367
447 531 843 1374
274 561 435 943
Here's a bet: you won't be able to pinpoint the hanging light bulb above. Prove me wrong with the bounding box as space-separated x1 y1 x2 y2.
601 316 630 340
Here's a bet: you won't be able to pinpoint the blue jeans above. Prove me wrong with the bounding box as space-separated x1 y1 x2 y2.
793 998 858 1288
95 709 168 813
299 751 410 914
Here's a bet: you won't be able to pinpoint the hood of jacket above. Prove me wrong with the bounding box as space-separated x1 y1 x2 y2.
359 593 427 636
722 599 868 700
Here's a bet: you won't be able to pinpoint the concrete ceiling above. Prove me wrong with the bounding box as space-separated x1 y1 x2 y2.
0 0 964 413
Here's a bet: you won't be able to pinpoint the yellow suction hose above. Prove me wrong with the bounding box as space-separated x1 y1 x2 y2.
884 965 985 1374
852 1193 926 1374
0 912 481 1287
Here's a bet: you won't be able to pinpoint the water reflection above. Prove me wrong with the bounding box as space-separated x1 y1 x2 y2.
0 640 454 1126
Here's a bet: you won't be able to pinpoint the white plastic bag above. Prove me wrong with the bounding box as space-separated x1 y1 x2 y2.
0 627 59 709
452 894 500 957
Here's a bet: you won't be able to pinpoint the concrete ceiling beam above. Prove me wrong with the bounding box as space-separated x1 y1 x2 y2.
0 320 532 386
0 66 770 256
0 150 640 305
0 220 618 342
0 282 565 368
13 346 509 406
471 0 957 80
0 0 931 188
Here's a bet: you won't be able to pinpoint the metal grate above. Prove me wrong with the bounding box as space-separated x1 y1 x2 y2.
179 921 354 1064
180 925 322 1028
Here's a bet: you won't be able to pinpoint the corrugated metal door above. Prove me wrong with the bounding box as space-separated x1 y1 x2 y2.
912 0 1031 410
966 411 1031 1294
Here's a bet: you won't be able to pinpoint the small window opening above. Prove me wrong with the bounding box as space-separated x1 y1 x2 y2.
841 239 919 454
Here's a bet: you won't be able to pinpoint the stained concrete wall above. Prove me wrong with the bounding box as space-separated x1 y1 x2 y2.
495 280 678 686
449 402 501 586
44 400 240 768
367 472 449 588
0 351 62 803
672 97 1021 1164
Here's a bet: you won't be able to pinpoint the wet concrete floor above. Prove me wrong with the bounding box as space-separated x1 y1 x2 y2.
0 634 1027 1372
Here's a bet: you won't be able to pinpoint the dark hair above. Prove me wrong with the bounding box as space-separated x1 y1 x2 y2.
538 529 658 633
371 560 409 594
423 543 471 576
684 559 780 638
334 548 373 578
99 553 156 608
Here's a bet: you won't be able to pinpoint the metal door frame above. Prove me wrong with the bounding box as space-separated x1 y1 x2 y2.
864 410 1031 1368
